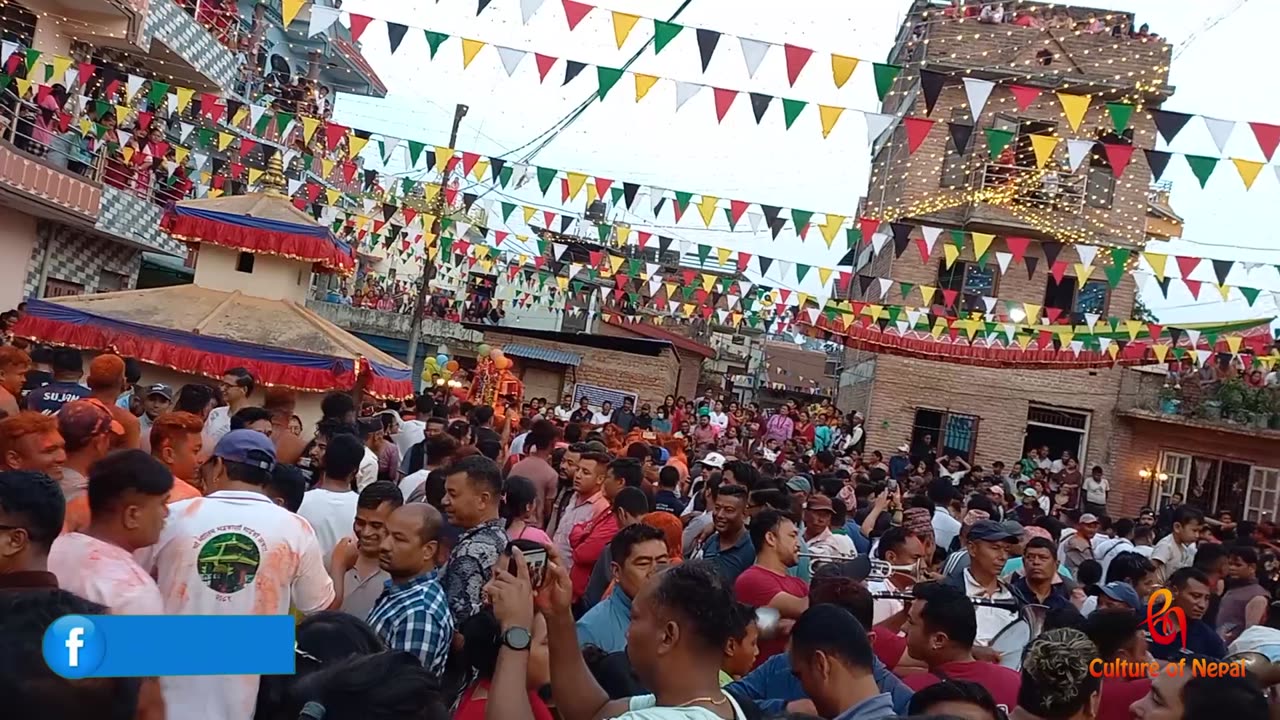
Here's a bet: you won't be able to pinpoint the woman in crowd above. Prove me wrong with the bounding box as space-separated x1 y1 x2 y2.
504 475 553 546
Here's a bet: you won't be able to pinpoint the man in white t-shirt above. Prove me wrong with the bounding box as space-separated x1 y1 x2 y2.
708 401 729 432
139 430 335 720
390 410 424 459
49 449 170 615
553 393 574 422
204 368 256 449
298 432 363 560
356 417 381 490
592 400 615 428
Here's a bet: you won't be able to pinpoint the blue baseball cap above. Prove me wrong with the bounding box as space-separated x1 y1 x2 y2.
213 429 277 471
1089 581 1142 612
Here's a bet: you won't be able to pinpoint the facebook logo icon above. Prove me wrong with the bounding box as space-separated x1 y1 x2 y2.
42 615 105 679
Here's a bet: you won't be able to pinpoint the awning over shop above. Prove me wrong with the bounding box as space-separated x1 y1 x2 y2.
502 344 582 367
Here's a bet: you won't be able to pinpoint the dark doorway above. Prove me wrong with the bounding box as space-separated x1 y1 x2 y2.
1022 425 1082 464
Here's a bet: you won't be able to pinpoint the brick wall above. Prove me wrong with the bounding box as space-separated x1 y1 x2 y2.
481 329 680 410
595 322 701 400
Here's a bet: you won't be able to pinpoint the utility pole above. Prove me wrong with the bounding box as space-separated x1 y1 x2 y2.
405 103 468 377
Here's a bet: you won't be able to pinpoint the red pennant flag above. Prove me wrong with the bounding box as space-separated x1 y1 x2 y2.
229 163 245 178
672 202 685 224
904 117 935 154
402 208 418 225
348 14 374 42
836 270 852 293
712 87 738 123
560 177 570 203
1147 323 1163 340
681 270 697 286
736 252 752 273
534 53 557 82
1183 278 1201 300
1102 143 1135 177
211 175 225 190
373 219 387 234
778 288 792 303
637 231 651 248
859 217 880 241
461 151 481 175
305 183 322 202
1175 256 1200 279
77 62 95 87
1037 330 1053 346
342 162 357 184
1005 236 1031 263
1007 84 1040 112
941 288 959 307
533 256 546 269
239 138 256 159
293 197 309 211
543 211 556 227
104 78 121 101
595 177 613 197
445 185 459 208
494 231 509 245
200 93 224 123
136 111 153 133
1249 122 1280 161
783 44 814 86
588 250 603 267
454 241 471 256
798 223 811 240
915 237 934 262
324 123 347 151
729 200 749 227
561 0 593 30
1050 261 1068 283
1045 307 1063 323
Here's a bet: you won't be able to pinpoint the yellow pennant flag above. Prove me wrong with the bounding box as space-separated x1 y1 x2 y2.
1143 252 1168 281
609 254 626 275
51 55 73 84
586 182 598 206
819 214 845 248
830 54 859 89
114 104 130 125
970 232 994 259
422 184 441 205
248 167 263 186
557 276 570 291
208 187 224 198
931 320 946 339
231 106 249 127
616 225 632 246
663 282 677 299
682 303 696 318
943 243 960 269
434 147 454 172
175 86 194 112
347 133 370 160
1073 264 1095 287
1016 333 1034 350
697 194 718 228
461 39 485 69
565 172 588 200
716 247 732 266
325 188 341 205
78 117 92 136
1057 329 1075 346
471 159 490 181
13 78 29 98
522 204 537 224
1124 319 1142 341
700 273 716 292
1106 341 1120 360
217 132 235 151
817 267 833 287
282 0 304 25
634 74 659 101
920 286 936 305
797 292 811 309
612 11 641 48
1216 284 1232 301
1232 158 1264 190
1023 303 1041 324
1056 92 1091 131
1151 343 1170 364
174 146 189 165
321 158 336 178
302 116 321 142
818 105 845 139
121 146 134 164
1030 134 1059 168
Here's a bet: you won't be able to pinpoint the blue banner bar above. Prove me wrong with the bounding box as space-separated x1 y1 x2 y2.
42 614 296 679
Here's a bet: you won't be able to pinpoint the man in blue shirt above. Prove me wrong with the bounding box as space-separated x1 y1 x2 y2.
577 523 669 653
1150 566 1228 660
26 348 89 415
790 605 896 720
700 484 755 584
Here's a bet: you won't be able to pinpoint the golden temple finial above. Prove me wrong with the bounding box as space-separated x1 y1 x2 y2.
260 151 287 196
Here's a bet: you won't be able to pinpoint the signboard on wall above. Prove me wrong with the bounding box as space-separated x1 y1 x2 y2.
44 278 85 298
571 382 638 411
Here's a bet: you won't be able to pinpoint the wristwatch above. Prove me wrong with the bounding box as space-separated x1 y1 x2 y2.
501 626 532 651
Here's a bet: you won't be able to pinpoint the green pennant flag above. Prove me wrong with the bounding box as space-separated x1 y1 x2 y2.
682 285 696 300
94 100 110 120
887 306 901 324
949 229 966 250
985 128 1014 159
872 63 902 101
536 239 549 256
146 81 170 106
796 264 811 282
1184 155 1218 188
1106 102 1133 132
438 236 454 255
501 202 516 222
629 259 643 275
654 21 684 54
407 140 426 166
424 30 449 58
1108 317 1120 333
899 282 914 300
782 99 806 130
440 217 454 233
197 127 215 148
498 164 514 188
1203 331 1218 348
1103 248 1131 288
24 49 40 72
845 227 862 249
1240 286 1262 306
536 166 557 195
674 191 693 212
0 75 11 92
596 66 624 100
401 177 416 195
696 244 711 265
723 208 737 229
596 223 611 242
823 307 837 322
791 209 814 231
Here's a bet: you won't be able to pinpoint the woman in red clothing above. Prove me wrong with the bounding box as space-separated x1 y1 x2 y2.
792 410 816 446
456 607 553 720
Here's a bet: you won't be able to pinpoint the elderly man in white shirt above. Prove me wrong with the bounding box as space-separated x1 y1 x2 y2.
802 494 856 561
948 519 1021 646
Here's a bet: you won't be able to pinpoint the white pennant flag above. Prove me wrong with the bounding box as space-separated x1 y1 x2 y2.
1066 139 1094 171
287 178 303 196
961 78 995 120
647 276 663 295
1196 349 1213 366
1004 324 1017 343
982 296 997 314
1184 328 1201 348
1069 340 1084 357
739 37 770 78
191 151 208 170
1202 116 1236 153
249 103 267 129
995 251 1013 274
920 226 943 254
776 260 793 280
1098 337 1112 355
896 321 910 334
746 211 763 233
496 46 526 76
1084 313 1100 330
870 232 889 255
865 113 895 146
553 242 568 260
380 136 401 163
674 81 703 111
126 74 146 100
309 5 341 36
649 187 667 217
520 0 546 24
178 122 195 142
1076 245 1098 268
907 310 922 328
877 278 892 299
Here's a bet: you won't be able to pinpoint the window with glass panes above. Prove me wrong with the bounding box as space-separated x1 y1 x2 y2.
1043 277 1109 324
938 260 997 313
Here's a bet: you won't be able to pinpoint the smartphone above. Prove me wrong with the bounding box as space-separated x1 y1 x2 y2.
507 539 548 589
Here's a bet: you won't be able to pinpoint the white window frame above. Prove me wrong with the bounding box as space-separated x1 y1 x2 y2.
1025 404 1092 466
1245 467 1280 522
1154 451 1192 508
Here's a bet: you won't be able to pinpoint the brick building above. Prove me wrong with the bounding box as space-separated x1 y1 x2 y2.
838 3 1177 495
598 317 714 401
758 341 838 410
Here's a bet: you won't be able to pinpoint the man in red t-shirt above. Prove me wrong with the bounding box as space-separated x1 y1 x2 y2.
733 509 808 666
901 581 1021 712
1081 608 1153 720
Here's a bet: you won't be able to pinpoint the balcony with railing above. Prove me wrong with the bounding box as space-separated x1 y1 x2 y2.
243 0 388 99
974 162 1086 213
1119 366 1280 439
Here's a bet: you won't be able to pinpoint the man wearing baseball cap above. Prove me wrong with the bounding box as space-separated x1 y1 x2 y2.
1060 512 1101 577
948 519 1021 645
137 429 335 720
137 383 173 453
57 399 125 533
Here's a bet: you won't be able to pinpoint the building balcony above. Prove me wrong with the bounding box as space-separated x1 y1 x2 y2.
305 298 485 346
1119 366 1280 439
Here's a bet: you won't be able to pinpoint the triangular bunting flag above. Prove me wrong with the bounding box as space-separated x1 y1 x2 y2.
818 105 843 138
1152 110 1192 144
461 38 485 68
749 93 772 124
496 46 526 76
1056 92 1090 131
654 21 683 53
1202 116 1236 154
1184 155 1218 188
1232 158 1264 190
634 73 658 101
962 77 995 120
872 63 901 101
1007 84 1040 112
561 0 593 30
1103 143 1135 177
674 81 703 111
904 117 934 154
865 113 894 146
1145 149 1172 182
985 127 1014 159
739 37 769 78
1248 122 1280 161
1106 102 1133 132
611 11 640 48
695 29 721 72
783 44 813 86
1030 134 1059 168
712 87 738 123
520 0 546 24
919 70 946 115
831 54 859 89
1066 139 1094 172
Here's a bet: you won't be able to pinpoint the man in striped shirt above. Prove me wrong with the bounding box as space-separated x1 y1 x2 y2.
367 503 453 675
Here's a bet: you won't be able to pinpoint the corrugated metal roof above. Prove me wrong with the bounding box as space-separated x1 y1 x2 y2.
502 343 582 367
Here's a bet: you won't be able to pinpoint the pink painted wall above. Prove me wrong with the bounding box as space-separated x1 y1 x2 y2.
0 205 37 310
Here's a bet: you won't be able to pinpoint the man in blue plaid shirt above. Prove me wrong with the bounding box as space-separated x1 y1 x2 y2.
367 502 454 675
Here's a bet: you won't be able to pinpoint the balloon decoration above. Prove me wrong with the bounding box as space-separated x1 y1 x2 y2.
477 343 492 357
469 346 522 413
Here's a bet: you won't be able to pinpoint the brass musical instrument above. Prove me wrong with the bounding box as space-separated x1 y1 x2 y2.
798 552 923 581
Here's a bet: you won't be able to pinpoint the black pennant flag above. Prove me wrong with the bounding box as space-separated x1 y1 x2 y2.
658 235 673 254
1024 256 1039 280
768 217 787 240
1152 110 1192 144
225 99 244 122
891 222 913 257
749 93 773 124
948 122 974 152
1167 327 1184 348
622 182 639 209
560 216 574 234
477 0 493 13
760 204 782 230
1156 277 1172 299
563 60 587 85
387 22 409 53
425 149 437 172
1145 149 1172 182
462 192 477 212
857 274 876 296
919 70 947 116
490 157 506 182
382 203 397 222
757 256 774 277
696 29 721 72
1041 241 1063 267
1212 259 1233 286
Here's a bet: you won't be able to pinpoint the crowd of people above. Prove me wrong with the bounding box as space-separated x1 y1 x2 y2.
2 334 1280 720
939 1 1160 38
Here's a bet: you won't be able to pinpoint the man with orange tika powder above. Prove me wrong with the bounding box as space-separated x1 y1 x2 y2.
0 346 30 419
0 411 66 481
148 411 207 502
86 353 140 450
56 400 124 533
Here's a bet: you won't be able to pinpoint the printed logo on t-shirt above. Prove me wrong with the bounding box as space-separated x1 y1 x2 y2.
196 529 263 594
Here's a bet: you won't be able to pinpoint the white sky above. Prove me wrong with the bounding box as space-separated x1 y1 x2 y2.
332 0 1280 326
